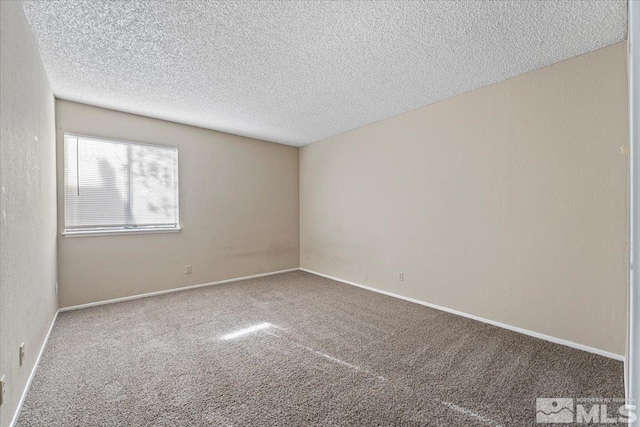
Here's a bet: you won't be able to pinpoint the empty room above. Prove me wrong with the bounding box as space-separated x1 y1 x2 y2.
1 0 639 426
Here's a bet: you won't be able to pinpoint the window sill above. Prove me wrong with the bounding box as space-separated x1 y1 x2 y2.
61 228 181 237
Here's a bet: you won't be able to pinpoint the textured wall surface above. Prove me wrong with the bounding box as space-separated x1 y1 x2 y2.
56 100 299 308
300 43 629 356
0 2 59 426
22 1 627 146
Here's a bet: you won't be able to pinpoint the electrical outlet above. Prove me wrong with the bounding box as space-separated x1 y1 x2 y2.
19 343 25 367
399 272 404 281
55 282 58 295
0 375 4 406
185 265 192 274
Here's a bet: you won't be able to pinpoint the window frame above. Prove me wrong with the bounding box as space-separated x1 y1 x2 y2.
62 132 181 237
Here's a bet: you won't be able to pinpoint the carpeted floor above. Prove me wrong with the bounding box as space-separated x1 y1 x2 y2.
17 271 624 426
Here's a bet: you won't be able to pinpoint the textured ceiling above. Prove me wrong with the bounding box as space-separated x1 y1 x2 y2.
22 1 627 147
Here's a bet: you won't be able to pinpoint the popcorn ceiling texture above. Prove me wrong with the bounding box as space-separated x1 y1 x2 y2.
22 0 626 146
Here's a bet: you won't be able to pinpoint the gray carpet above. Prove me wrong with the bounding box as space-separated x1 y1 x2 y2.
17 271 624 426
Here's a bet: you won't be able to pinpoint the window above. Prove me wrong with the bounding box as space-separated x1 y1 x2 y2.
63 134 179 235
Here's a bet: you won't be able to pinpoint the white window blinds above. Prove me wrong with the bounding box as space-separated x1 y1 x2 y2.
64 134 179 233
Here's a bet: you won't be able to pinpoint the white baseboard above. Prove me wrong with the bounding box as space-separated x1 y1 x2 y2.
59 268 300 312
300 268 625 362
10 309 59 427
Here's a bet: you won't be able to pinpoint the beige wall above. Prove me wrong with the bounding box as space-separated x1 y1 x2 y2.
300 42 629 356
0 2 59 426
56 100 299 308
